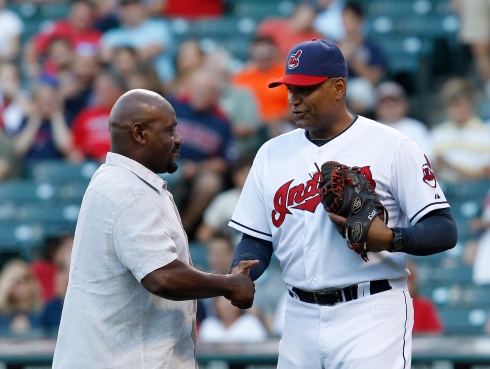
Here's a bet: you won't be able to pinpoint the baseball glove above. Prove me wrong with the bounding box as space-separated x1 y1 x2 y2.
316 161 388 262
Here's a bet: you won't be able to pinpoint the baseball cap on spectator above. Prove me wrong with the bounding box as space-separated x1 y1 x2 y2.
268 39 348 88
376 81 407 102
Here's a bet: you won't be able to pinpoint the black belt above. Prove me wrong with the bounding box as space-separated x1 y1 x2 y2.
290 279 391 306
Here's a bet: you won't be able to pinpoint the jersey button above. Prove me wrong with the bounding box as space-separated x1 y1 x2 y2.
312 278 318 284
310 247 315 252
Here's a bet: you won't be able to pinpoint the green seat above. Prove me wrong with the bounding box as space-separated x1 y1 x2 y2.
430 265 474 285
438 307 487 335
366 0 417 17
16 203 80 225
38 3 71 20
189 242 209 271
24 160 99 183
231 0 294 20
0 223 44 258
0 180 56 204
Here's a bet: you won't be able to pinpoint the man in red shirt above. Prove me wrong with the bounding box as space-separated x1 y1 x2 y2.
24 0 101 80
148 0 223 19
408 260 444 334
69 70 126 162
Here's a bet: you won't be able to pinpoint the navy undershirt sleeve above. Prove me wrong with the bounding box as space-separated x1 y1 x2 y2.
229 208 457 277
399 207 457 255
230 233 273 281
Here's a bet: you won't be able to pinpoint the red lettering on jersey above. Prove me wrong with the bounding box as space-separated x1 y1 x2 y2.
271 173 322 227
422 154 437 188
272 180 293 227
358 166 376 189
288 184 305 206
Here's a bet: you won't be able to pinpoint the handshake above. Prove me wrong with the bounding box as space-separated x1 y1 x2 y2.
225 260 259 309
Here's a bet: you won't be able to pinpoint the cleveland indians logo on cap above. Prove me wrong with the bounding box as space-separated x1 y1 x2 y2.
288 50 302 69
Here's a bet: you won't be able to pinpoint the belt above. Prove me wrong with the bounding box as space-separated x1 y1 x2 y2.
290 279 391 306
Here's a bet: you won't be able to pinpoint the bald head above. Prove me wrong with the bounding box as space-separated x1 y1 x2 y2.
108 89 182 174
110 89 172 129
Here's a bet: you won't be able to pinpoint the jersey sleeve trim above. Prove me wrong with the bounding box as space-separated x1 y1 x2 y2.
410 201 449 224
228 219 273 240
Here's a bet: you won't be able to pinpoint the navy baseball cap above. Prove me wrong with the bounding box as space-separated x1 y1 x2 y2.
268 39 348 88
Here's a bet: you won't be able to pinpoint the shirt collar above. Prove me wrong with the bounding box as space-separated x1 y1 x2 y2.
105 152 167 193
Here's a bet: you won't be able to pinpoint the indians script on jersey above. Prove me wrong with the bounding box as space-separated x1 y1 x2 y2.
272 166 375 227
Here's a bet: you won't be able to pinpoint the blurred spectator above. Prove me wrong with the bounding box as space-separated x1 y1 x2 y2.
31 234 74 302
0 0 24 62
431 78 490 183
205 236 235 275
257 1 324 59
203 47 263 156
38 235 73 333
93 0 120 33
69 69 126 162
147 0 224 19
110 46 138 83
407 260 444 335
42 37 75 80
60 51 101 124
313 0 346 42
169 67 235 237
337 2 386 117
232 36 292 137
198 236 235 320
127 62 163 95
101 0 175 83
455 0 490 98
463 187 490 285
0 259 43 334
338 2 386 85
23 0 101 80
165 40 204 96
198 295 268 343
11 80 73 162
375 81 434 160
0 62 29 135
0 131 18 180
196 154 253 243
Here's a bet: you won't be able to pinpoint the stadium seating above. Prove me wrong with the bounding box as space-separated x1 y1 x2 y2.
228 0 295 20
438 307 488 335
23 160 99 183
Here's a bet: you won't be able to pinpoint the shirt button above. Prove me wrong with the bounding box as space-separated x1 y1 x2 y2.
317 152 322 156
310 247 315 252
312 278 318 284
310 218 314 223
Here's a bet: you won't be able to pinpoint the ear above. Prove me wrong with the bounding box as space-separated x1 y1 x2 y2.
131 122 146 145
333 78 347 100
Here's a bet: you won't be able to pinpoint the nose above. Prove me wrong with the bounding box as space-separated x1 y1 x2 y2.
175 130 183 145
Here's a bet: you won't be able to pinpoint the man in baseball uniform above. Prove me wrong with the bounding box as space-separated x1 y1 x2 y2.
229 40 457 368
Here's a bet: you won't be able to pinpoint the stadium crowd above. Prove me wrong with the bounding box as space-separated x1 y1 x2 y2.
0 0 489 344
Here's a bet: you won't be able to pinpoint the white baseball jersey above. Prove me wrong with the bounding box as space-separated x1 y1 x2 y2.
229 116 449 290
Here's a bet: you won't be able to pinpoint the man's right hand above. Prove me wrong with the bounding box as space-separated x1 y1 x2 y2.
225 260 259 309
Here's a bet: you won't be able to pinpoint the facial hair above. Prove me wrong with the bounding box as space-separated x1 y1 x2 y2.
167 161 178 174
